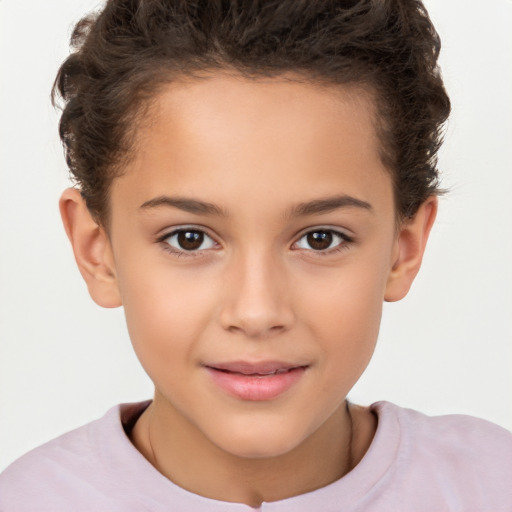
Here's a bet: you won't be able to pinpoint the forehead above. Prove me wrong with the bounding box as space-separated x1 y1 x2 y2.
112 73 393 218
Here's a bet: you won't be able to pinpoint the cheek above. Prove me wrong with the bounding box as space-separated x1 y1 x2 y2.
300 256 390 379
116 259 218 373
317 283 382 358
302 254 387 328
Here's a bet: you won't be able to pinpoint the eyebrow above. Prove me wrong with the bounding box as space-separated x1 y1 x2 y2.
139 196 227 216
288 195 373 217
139 194 373 217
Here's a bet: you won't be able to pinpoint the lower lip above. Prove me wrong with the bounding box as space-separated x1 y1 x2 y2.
205 366 307 401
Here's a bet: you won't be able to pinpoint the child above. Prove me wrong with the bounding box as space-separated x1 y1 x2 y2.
1 0 511 510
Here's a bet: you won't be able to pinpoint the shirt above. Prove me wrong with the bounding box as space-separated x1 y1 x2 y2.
1 401 511 511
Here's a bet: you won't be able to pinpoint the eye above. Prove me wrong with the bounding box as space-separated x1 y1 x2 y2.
294 229 350 252
163 228 217 252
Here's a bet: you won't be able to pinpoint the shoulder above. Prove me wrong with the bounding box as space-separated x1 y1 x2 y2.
372 402 512 509
382 401 512 459
0 402 149 512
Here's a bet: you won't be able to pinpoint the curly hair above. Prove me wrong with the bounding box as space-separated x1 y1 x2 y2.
52 0 450 224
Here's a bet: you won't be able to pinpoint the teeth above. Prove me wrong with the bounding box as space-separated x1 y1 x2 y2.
255 368 290 376
215 367 295 376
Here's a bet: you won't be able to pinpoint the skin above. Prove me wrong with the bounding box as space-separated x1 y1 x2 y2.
60 73 437 507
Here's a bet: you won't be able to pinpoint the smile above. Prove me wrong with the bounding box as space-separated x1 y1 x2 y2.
204 362 308 401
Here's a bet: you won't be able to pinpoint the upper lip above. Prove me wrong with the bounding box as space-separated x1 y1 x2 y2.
204 361 308 375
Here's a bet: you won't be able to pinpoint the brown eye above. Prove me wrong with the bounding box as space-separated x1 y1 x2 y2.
164 229 216 252
295 229 349 252
306 231 333 250
177 230 204 250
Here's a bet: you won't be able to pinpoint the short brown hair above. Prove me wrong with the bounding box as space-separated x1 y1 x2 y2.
53 0 450 223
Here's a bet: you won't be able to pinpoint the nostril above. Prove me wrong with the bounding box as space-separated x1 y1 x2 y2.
226 322 285 337
218 264 295 336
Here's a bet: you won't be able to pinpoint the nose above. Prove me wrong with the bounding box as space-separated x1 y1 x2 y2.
219 250 295 338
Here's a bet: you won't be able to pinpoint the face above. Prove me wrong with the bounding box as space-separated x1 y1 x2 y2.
104 74 400 458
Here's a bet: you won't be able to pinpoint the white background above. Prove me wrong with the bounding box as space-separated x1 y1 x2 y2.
1 0 511 471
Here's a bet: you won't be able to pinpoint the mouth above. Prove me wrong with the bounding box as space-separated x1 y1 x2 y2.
203 361 309 401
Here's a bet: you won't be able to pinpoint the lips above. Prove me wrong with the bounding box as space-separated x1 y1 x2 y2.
204 361 308 401
207 361 304 375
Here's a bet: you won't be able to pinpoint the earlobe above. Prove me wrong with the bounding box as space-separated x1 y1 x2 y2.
384 196 438 302
59 188 122 308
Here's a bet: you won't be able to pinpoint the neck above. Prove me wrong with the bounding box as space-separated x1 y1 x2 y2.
130 395 374 508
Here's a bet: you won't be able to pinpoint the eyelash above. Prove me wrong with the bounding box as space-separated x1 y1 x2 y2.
156 226 218 258
156 227 354 258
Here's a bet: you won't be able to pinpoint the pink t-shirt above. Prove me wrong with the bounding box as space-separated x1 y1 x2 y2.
1 401 511 511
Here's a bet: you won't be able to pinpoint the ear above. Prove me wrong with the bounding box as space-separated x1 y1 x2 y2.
59 188 122 308
385 196 438 302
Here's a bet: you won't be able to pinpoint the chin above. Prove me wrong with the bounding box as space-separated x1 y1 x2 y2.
211 423 305 460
